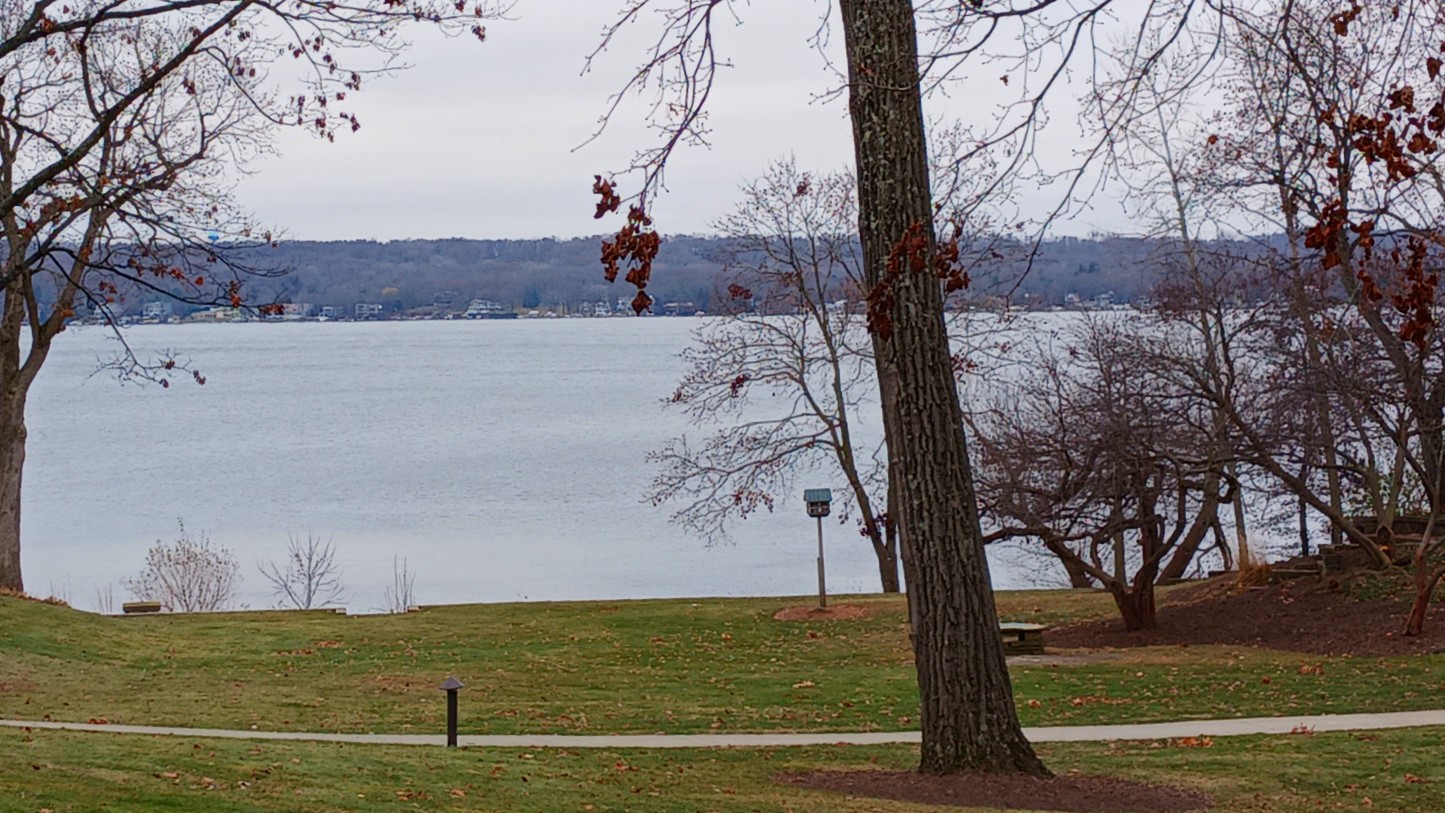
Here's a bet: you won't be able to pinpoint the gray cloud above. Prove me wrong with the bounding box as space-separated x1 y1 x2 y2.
234 1 1129 241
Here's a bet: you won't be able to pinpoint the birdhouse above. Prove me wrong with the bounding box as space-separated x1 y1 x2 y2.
804 488 832 518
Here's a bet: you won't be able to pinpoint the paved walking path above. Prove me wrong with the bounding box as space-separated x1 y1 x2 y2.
4 709 1445 748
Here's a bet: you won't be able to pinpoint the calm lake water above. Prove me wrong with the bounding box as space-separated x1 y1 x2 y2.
23 319 1044 612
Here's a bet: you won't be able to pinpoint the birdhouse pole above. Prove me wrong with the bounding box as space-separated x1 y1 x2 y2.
803 489 833 609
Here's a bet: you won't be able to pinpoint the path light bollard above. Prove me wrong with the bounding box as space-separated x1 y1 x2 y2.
439 677 464 747
804 489 833 609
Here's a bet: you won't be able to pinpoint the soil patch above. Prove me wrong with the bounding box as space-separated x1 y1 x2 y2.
778 769 1212 812
1051 574 1445 656
772 604 872 621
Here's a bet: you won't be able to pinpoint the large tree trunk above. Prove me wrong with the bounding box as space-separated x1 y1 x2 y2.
0 290 26 593
1045 536 1095 589
1108 582 1158 631
1404 519 1442 636
873 535 901 593
839 0 1045 777
1404 546 1443 637
0 400 23 593
1159 486 1218 581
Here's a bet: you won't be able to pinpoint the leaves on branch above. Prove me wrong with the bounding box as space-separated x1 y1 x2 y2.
595 179 660 314
867 221 970 338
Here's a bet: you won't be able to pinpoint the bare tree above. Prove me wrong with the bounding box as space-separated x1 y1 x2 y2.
123 521 239 613
973 315 1230 630
259 533 345 610
0 0 501 594
648 161 902 591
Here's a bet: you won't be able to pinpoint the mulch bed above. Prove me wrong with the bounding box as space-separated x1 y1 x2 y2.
778 769 1212 812
772 604 873 621
1050 574 1445 656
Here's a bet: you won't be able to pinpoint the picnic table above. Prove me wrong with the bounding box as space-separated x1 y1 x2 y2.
999 622 1047 655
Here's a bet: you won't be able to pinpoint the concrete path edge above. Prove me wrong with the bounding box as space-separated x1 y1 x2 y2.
4 709 1445 749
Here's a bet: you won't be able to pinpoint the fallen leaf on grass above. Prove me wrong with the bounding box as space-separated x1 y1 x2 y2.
1404 774 1427 784
1171 736 1214 749
792 680 816 689
1289 724 1316 736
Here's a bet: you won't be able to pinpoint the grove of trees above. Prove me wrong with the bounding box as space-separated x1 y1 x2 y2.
601 0 1445 778
0 0 499 593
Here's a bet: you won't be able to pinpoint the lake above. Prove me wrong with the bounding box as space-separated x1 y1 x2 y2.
22 318 1049 612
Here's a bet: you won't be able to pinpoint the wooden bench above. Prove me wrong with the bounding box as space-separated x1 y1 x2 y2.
121 601 162 615
999 622 1046 655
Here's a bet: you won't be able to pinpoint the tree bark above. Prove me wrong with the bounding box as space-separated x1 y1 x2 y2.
1063 560 1093 589
0 404 23 593
0 292 26 593
1108 582 1158 631
1158 489 1216 581
1404 519 1442 636
1404 571 1442 636
873 532 902 594
839 0 1045 776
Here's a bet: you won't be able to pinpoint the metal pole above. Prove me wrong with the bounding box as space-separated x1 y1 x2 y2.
816 516 827 609
446 689 458 747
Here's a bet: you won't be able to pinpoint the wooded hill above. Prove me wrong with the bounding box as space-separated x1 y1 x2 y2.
112 234 1228 317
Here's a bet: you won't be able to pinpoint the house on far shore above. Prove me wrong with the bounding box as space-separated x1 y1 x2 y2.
142 301 173 322
465 299 517 319
355 303 384 320
661 301 698 317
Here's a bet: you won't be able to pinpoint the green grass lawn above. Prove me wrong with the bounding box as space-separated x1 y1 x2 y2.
3 591 1444 735
4 725 1443 812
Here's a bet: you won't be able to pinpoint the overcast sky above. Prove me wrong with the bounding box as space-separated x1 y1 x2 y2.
233 2 1131 242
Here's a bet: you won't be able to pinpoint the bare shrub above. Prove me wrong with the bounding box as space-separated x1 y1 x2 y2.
123 522 239 613
93 584 116 615
380 556 417 614
259 533 345 610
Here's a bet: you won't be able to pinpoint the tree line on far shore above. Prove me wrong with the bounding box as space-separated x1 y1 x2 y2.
51 234 1205 320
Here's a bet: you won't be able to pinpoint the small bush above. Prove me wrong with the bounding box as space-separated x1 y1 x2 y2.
123 521 239 613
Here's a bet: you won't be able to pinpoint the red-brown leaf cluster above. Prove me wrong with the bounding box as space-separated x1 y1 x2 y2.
1330 2 1363 36
592 175 621 219
1302 23 1445 350
595 179 660 314
728 373 750 397
867 221 970 339
1390 240 1440 349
